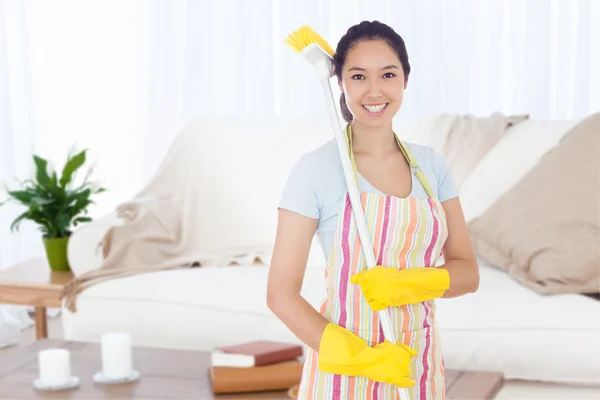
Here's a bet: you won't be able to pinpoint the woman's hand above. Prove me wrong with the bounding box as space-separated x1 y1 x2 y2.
351 196 480 310
350 266 450 310
318 323 417 388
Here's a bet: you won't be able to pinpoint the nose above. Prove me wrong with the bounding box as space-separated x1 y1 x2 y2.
366 79 383 99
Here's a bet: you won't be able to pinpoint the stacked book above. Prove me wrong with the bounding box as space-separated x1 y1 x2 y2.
209 340 304 394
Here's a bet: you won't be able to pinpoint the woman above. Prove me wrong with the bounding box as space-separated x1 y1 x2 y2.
267 20 479 399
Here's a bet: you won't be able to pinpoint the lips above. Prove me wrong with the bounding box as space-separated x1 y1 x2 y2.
363 103 388 114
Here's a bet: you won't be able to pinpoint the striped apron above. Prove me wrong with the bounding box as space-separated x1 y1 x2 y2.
297 135 448 399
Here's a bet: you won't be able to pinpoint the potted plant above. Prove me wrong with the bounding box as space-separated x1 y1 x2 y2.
0 148 106 271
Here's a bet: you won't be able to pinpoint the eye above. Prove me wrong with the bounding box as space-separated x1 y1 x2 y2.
383 72 396 79
351 74 365 80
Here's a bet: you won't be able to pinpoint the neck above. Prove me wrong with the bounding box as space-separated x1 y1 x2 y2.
350 120 398 155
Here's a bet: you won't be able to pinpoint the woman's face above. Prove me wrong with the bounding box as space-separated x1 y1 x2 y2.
339 40 407 128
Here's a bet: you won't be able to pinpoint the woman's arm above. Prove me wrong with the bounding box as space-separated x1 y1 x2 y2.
438 197 480 298
266 208 329 351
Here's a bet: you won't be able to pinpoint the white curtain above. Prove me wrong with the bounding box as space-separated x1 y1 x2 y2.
5 0 598 206
0 0 598 345
143 0 600 169
0 0 41 269
0 0 37 347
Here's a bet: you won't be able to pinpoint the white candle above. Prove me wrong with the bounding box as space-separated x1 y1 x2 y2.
101 332 133 380
38 349 71 387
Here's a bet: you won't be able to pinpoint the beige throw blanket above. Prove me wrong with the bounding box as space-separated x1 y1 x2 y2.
62 123 271 312
62 113 528 312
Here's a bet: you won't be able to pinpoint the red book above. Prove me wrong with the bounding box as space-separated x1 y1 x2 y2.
210 340 303 367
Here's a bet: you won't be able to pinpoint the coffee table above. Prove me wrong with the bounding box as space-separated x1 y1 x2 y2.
0 257 73 339
0 339 291 399
0 339 504 399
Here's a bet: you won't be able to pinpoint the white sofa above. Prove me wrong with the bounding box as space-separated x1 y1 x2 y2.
63 115 600 386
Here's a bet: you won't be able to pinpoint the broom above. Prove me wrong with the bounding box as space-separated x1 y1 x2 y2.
285 26 411 400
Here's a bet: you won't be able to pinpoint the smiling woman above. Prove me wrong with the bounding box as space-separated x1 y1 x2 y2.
333 21 410 127
268 20 480 400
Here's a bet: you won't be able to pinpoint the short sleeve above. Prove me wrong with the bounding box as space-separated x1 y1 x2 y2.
430 150 458 202
278 153 322 220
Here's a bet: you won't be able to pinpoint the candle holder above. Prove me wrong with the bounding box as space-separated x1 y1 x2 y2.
33 348 80 391
93 332 141 385
34 376 81 391
92 369 140 385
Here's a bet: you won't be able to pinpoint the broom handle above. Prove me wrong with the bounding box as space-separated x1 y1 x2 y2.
320 78 411 400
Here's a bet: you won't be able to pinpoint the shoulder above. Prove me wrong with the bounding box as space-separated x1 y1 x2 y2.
292 139 342 179
279 140 342 219
283 139 341 192
306 139 339 167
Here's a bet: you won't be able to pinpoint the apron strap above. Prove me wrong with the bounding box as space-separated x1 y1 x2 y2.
345 124 360 187
395 138 436 199
345 123 436 199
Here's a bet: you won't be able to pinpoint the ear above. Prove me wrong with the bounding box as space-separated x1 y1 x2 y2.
338 79 343 93
404 79 408 90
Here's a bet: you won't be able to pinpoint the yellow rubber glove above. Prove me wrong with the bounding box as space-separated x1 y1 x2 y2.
350 266 450 310
318 323 416 388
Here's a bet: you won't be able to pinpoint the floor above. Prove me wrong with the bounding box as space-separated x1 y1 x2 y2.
6 317 600 399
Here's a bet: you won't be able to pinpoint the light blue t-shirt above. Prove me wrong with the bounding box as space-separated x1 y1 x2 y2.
278 139 458 260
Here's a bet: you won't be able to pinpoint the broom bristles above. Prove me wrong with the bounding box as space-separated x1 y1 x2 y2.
285 26 335 57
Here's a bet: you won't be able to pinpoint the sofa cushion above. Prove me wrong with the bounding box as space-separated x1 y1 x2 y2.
459 118 580 223
468 112 600 295
75 265 327 316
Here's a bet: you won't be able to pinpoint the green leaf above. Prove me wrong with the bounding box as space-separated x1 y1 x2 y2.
73 216 92 227
59 150 87 187
72 189 91 211
7 190 33 204
2 144 105 237
10 211 30 232
55 212 70 237
33 155 51 186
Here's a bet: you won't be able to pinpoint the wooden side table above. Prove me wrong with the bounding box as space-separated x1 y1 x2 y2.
0 257 73 339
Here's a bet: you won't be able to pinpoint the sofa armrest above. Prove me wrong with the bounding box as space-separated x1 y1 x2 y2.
67 211 121 277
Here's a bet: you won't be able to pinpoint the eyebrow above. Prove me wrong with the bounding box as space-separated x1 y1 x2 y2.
347 65 400 72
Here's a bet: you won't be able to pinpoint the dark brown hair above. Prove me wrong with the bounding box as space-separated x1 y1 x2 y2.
333 21 411 122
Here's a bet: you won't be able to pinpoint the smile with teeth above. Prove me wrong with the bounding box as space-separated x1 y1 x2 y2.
363 103 388 113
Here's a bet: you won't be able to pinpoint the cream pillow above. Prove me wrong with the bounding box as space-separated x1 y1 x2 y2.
459 118 580 223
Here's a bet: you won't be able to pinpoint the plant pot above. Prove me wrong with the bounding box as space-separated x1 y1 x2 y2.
43 236 71 272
